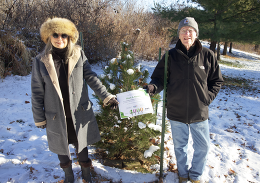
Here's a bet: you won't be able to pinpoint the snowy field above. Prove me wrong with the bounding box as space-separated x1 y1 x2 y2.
0 43 260 183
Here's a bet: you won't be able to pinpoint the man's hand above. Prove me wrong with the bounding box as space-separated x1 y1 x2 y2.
143 84 155 96
107 98 119 109
37 124 46 129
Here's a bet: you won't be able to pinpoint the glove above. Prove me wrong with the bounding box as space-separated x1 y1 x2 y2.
107 98 119 109
37 124 46 129
143 84 155 96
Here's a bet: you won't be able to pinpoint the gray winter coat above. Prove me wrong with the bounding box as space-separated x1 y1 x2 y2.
31 46 113 157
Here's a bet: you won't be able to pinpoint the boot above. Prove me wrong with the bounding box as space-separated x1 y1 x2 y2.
190 179 200 183
60 160 74 183
179 177 188 183
79 159 92 183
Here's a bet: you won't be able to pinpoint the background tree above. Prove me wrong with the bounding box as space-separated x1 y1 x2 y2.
153 0 260 59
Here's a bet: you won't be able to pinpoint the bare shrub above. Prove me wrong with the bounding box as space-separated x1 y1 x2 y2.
1 0 175 68
0 31 31 78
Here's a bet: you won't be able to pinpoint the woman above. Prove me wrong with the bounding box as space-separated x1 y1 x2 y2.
31 17 118 183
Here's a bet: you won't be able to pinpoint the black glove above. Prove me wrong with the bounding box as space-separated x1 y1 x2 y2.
37 124 46 129
107 98 119 109
143 84 155 96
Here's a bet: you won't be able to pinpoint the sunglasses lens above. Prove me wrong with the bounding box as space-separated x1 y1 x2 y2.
62 34 68 39
53 33 59 38
52 33 68 39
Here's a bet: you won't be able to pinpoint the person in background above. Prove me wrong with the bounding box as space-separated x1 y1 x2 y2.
31 17 119 183
144 17 223 183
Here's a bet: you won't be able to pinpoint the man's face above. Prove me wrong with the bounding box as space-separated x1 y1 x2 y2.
179 26 197 50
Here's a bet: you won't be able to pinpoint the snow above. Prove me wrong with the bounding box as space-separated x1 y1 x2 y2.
110 58 117 64
110 83 116 90
127 69 135 75
138 122 146 129
0 44 260 183
144 146 160 158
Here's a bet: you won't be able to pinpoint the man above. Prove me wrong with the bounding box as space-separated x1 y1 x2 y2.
144 17 223 183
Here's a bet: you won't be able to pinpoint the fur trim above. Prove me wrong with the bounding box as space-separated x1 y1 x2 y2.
35 120 46 126
60 160 72 168
40 17 79 44
79 159 92 168
103 95 117 106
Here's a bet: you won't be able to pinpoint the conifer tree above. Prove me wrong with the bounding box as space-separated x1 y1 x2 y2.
153 0 260 52
94 42 162 171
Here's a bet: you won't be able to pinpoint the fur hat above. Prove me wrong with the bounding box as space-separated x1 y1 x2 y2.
40 17 79 44
177 17 199 36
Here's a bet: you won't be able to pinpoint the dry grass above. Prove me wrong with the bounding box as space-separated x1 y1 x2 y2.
0 0 174 65
232 42 260 55
0 31 31 78
76 1 173 62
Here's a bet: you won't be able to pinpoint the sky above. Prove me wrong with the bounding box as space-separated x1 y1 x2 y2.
138 0 172 10
136 0 198 11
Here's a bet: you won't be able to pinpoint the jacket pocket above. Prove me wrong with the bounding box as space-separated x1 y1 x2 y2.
81 100 93 111
45 112 57 121
194 80 210 106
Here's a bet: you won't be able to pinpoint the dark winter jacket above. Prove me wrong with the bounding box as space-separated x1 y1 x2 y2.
31 46 114 157
150 39 223 124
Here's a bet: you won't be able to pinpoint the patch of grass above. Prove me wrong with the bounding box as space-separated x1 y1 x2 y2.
219 60 244 68
223 76 250 88
222 76 259 95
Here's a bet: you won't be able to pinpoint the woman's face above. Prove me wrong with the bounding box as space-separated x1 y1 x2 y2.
50 33 68 49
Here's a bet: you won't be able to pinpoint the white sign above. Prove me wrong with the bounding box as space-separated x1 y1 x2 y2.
116 89 153 119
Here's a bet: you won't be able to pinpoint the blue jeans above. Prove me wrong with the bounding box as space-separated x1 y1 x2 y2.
170 120 210 181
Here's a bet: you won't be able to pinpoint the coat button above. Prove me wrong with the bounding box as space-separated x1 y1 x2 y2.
53 81 56 84
72 91 75 94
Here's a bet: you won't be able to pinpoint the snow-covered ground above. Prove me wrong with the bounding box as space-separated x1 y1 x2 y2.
0 44 260 183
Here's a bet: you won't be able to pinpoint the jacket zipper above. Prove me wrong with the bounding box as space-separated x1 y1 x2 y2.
186 49 190 124
186 59 190 124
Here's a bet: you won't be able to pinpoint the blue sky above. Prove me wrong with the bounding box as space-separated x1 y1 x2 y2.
137 0 173 11
136 0 200 11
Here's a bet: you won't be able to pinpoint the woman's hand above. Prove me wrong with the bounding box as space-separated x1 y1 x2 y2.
37 124 46 129
107 98 119 109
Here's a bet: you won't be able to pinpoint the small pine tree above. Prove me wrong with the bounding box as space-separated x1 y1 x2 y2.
94 42 161 172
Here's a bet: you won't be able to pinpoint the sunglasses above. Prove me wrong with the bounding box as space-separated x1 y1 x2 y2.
52 33 68 39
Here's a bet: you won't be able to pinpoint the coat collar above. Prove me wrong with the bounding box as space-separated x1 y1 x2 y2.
176 38 202 56
68 46 81 79
40 46 81 101
41 53 63 101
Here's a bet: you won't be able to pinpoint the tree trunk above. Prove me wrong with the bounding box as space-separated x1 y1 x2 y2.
210 41 217 53
223 42 228 55
217 42 220 60
229 42 233 53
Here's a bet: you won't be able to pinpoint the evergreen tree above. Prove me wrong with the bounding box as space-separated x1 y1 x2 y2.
94 42 162 172
153 0 260 53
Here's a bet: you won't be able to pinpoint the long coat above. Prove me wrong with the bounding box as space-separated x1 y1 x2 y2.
31 46 113 157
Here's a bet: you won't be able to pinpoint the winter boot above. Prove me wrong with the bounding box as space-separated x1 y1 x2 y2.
60 160 74 183
79 159 92 183
179 177 188 183
190 179 200 183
